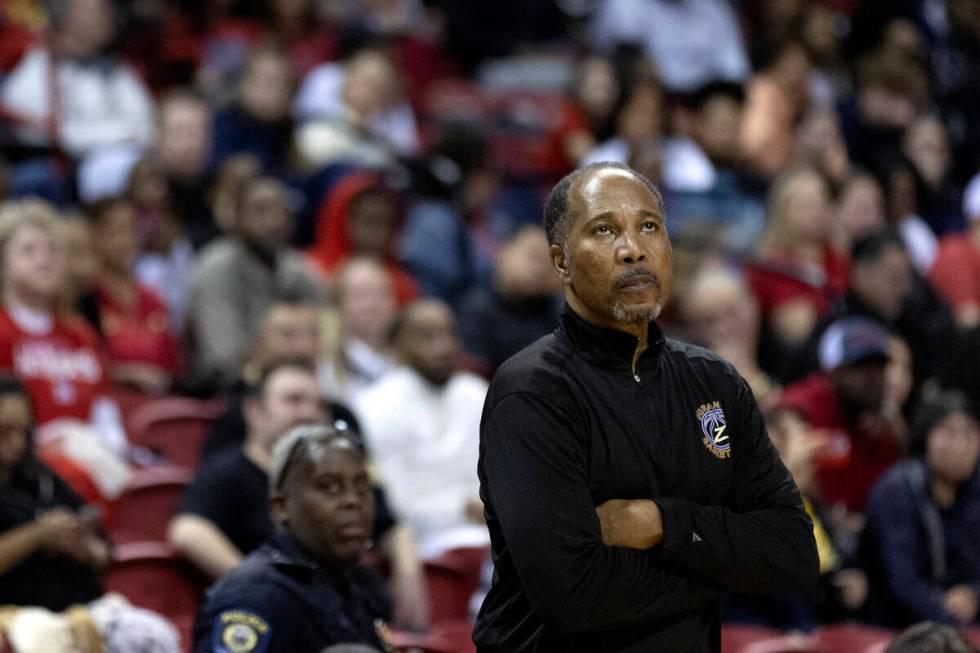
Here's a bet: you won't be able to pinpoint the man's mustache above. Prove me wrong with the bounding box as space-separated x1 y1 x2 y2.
615 268 661 290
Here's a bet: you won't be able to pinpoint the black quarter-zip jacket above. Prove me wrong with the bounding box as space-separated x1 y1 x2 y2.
474 306 818 653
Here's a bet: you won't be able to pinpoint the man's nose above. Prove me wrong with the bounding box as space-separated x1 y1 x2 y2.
615 230 645 265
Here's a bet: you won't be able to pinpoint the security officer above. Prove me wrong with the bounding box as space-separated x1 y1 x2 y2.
474 162 819 652
193 425 396 653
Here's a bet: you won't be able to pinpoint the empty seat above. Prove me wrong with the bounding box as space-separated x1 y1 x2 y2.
103 541 208 652
127 397 226 468
110 465 193 543
424 547 488 625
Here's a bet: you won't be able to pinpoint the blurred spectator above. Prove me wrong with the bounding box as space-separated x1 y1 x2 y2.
681 263 779 408
193 425 394 651
778 317 902 515
882 158 940 274
295 48 408 169
188 176 324 393
589 0 750 93
722 408 867 630
884 621 976 653
212 46 295 174
805 229 953 390
128 157 197 332
169 359 326 579
661 80 765 253
545 56 620 169
208 153 262 234
57 215 100 332
87 197 181 395
794 106 851 191
154 89 218 249
930 173 980 329
930 0 980 185
200 300 325 462
459 225 561 377
0 375 180 651
863 390 980 628
582 74 664 171
0 200 129 503
839 47 928 174
0 0 154 161
268 0 337 78
902 115 964 236
401 123 507 305
798 3 849 107
355 299 490 559
308 171 418 305
834 171 886 254
741 41 812 180
296 50 408 169
319 257 399 406
747 167 848 349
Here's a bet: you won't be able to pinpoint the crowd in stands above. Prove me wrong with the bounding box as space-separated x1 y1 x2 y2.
0 0 979 651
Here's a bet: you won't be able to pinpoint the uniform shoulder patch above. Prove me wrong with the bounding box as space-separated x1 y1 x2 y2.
697 401 731 459
212 610 272 653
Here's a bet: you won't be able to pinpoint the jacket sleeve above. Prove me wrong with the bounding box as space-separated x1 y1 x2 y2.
653 375 819 596
480 391 720 633
864 472 957 624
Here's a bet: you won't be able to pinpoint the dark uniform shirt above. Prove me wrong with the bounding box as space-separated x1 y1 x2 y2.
194 533 392 653
474 307 818 653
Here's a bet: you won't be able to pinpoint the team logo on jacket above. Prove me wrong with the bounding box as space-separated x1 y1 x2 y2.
697 401 731 459
214 610 271 653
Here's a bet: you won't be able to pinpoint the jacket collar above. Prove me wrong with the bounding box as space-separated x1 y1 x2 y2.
266 532 354 586
558 304 666 372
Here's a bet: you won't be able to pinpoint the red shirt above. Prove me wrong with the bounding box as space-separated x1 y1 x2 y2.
0 308 107 425
928 233 980 312
778 373 900 513
97 283 181 374
747 248 849 318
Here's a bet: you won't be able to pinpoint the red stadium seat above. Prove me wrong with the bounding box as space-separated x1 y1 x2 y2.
966 628 980 649
103 541 208 652
722 625 791 653
812 624 895 653
424 547 488 624
127 396 226 468
390 620 475 653
110 465 193 543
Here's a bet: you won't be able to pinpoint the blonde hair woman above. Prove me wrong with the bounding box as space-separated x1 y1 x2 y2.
747 167 849 346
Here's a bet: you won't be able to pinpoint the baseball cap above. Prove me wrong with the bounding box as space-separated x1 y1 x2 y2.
818 317 891 371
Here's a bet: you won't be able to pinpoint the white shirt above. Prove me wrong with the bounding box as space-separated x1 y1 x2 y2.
590 0 750 93
293 61 420 155
355 367 490 559
1 47 155 158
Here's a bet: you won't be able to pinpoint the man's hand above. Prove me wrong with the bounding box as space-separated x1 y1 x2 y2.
944 585 978 624
595 499 663 550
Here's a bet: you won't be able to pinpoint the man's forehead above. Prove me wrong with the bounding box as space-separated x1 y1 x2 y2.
572 168 661 215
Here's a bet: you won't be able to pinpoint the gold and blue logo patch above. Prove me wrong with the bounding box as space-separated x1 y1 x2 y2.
213 610 271 653
697 401 731 459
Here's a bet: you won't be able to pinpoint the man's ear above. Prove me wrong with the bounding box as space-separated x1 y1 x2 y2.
269 492 287 527
550 243 570 282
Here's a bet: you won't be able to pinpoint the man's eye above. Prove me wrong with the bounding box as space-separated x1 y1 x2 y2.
593 225 611 235
641 221 658 232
